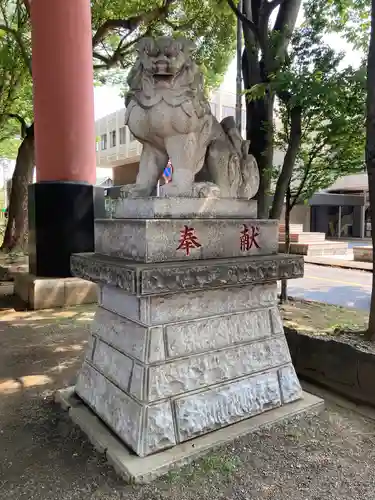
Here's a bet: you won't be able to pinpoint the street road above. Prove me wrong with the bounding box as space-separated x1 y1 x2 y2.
284 263 373 311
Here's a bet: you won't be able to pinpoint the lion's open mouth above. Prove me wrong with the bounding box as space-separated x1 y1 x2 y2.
153 74 175 83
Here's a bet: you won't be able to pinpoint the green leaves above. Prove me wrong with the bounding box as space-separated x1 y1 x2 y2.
274 19 366 204
92 0 236 90
0 0 33 140
243 83 268 101
0 0 236 146
304 0 370 51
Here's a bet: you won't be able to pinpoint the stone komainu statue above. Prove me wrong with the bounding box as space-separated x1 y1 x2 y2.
123 36 259 199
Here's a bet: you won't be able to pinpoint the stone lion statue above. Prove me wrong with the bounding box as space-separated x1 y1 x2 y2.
123 36 259 199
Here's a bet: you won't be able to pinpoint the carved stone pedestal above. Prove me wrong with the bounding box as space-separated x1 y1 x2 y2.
70 197 304 458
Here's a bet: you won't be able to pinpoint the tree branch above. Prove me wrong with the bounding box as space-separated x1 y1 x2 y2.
92 0 176 48
267 0 283 12
290 137 330 208
164 18 195 31
22 0 31 17
93 32 145 69
227 0 260 43
92 51 111 64
290 164 310 210
272 0 301 63
241 2 261 88
4 113 29 138
258 0 283 36
270 103 302 219
0 24 32 75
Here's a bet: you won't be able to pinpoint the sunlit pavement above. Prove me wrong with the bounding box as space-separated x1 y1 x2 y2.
283 263 372 311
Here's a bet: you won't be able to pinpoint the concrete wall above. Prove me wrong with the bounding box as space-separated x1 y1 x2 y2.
112 162 139 185
286 328 375 408
280 204 311 231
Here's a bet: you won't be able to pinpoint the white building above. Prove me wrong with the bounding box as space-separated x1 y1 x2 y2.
95 90 247 185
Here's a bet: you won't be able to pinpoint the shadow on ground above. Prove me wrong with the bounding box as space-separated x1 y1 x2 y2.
0 304 96 393
2 304 375 499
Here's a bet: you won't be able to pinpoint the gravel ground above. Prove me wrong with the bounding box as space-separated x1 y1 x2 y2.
2 305 375 500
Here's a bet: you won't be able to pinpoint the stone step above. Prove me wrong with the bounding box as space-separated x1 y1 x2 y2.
279 232 326 243
278 241 349 257
279 224 303 234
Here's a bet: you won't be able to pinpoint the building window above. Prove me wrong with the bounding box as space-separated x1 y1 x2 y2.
110 130 116 148
119 127 126 145
101 133 107 150
222 106 236 119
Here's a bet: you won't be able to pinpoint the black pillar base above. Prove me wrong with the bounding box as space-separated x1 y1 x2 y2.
28 182 95 278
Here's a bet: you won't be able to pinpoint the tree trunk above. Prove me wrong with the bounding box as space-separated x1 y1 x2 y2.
242 47 274 219
269 104 302 220
238 0 302 220
366 0 375 339
247 92 275 219
1 125 34 252
280 185 291 303
241 3 275 220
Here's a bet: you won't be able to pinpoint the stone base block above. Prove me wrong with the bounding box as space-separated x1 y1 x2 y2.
353 246 373 262
114 196 257 219
74 281 303 457
71 252 304 297
55 386 324 484
14 272 98 310
95 217 278 263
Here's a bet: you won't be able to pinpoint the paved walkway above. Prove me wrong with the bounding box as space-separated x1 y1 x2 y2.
1 305 375 499
286 263 372 311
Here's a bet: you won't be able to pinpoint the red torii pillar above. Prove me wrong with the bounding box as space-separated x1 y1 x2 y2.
29 0 96 277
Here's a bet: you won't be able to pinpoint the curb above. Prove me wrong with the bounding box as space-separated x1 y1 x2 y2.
304 259 372 273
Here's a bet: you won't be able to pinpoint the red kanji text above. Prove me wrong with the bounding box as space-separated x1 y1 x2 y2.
176 225 202 256
240 224 261 251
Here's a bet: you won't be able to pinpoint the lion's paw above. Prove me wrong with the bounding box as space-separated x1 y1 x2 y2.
120 184 152 198
159 181 221 199
192 182 221 198
159 183 193 198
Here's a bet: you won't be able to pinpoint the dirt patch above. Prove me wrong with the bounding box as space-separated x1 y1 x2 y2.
281 299 368 333
0 304 95 396
281 299 372 353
